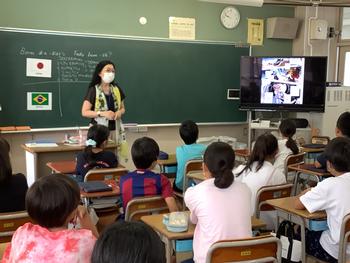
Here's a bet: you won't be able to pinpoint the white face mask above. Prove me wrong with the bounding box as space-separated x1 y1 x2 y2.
102 72 115 84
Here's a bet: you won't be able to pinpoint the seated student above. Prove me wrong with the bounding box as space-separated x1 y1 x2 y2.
295 137 350 263
2 174 98 263
0 137 28 212
75 124 118 182
174 120 206 193
233 133 286 229
91 221 165 263
119 137 178 215
315 111 350 168
184 142 252 263
274 119 299 173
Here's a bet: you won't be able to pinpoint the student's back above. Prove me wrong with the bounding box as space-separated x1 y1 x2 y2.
296 137 350 261
75 124 118 182
119 137 178 214
234 160 285 214
0 137 28 212
174 120 206 192
185 142 252 263
234 134 285 229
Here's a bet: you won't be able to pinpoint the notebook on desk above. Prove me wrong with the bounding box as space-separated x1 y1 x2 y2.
78 181 112 193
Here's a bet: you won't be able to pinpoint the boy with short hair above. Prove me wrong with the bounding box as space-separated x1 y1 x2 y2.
295 137 350 262
119 137 178 214
315 111 350 168
174 120 206 192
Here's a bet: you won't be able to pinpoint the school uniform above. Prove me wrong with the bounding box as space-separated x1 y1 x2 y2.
174 143 206 191
274 138 293 174
75 151 118 182
234 161 286 229
184 179 252 263
119 170 173 211
300 172 350 261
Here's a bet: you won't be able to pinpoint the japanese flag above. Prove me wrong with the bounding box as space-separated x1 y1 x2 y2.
26 58 52 78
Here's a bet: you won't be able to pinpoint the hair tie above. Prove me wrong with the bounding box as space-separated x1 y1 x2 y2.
86 139 97 147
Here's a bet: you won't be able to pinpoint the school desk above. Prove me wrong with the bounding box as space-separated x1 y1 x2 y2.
21 142 117 186
266 197 326 263
288 163 331 195
46 160 76 174
157 154 177 173
80 179 120 208
141 213 266 263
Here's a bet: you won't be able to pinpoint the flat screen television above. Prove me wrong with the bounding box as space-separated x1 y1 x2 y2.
239 56 327 112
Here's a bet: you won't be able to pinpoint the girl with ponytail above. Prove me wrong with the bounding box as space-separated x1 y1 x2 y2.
184 142 252 263
274 119 299 173
75 124 118 182
234 133 286 229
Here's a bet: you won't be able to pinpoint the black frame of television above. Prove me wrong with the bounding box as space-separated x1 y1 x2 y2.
239 56 327 112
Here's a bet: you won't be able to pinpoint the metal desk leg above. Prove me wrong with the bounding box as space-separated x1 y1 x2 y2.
293 171 302 196
160 235 173 263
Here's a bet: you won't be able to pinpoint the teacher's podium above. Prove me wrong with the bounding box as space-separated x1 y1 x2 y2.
21 142 118 186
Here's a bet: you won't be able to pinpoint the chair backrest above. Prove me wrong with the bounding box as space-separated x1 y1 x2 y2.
0 211 32 243
124 196 169 221
84 167 128 182
205 236 282 263
338 212 350 262
284 152 305 179
184 159 203 189
311 136 330 145
255 184 293 218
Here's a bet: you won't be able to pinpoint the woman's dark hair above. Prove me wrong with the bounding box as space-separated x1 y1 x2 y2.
324 137 350 173
204 142 235 189
0 137 12 183
91 221 165 263
131 137 159 169
26 174 80 228
84 124 110 169
237 133 278 176
279 119 298 154
179 120 199 145
88 60 116 88
336 111 350 137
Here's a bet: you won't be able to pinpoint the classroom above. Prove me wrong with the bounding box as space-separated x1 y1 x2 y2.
0 0 350 262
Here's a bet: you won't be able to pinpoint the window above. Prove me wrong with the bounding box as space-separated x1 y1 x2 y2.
342 8 350 40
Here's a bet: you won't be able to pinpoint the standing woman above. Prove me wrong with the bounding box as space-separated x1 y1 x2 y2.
82 61 127 159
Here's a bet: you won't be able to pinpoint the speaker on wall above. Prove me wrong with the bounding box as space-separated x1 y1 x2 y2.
266 17 299 39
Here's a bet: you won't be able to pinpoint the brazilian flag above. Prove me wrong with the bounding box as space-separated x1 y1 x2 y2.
32 93 49 105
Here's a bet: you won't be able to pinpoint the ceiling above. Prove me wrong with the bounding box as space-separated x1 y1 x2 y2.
264 0 350 7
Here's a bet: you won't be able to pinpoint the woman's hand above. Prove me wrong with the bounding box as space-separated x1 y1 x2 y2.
114 110 123 120
102 110 115 120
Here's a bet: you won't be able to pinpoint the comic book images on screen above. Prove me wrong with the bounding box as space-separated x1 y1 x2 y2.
260 57 305 105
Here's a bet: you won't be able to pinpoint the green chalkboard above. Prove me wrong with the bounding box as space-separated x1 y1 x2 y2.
0 30 248 128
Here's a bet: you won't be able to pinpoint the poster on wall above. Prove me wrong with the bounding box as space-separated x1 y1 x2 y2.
26 58 52 78
169 17 196 40
247 18 264 46
27 92 52 110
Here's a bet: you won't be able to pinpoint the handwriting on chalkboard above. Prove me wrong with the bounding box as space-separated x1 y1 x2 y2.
19 47 112 82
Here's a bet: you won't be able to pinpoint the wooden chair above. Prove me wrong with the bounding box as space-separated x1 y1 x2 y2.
284 152 305 181
84 167 128 182
205 236 282 263
83 168 128 213
0 211 32 243
255 184 294 219
311 136 330 145
124 196 169 221
338 212 350 263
